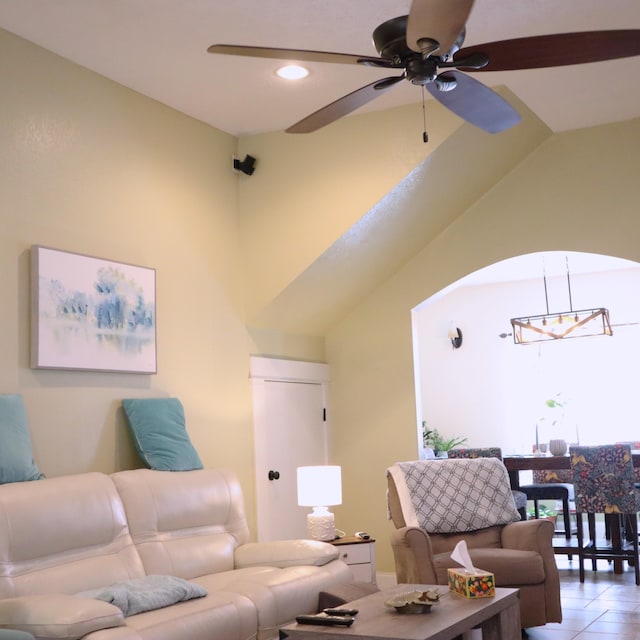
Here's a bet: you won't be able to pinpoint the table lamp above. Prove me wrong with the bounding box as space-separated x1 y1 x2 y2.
297 465 342 541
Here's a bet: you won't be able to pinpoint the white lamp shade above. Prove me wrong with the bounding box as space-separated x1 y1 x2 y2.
297 466 342 507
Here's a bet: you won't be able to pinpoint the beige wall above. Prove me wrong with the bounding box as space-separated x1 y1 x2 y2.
4 24 640 577
326 118 640 573
236 102 462 324
0 29 261 523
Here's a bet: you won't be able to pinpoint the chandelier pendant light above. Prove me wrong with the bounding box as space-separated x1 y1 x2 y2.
510 259 613 345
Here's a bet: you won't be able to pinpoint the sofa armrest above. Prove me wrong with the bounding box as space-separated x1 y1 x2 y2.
501 518 562 622
390 527 439 585
234 539 339 568
0 594 124 640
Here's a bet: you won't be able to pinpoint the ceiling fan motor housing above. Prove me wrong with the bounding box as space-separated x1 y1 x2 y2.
372 16 413 60
407 57 439 85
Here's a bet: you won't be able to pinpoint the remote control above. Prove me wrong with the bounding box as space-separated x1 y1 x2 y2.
323 608 359 616
296 614 355 627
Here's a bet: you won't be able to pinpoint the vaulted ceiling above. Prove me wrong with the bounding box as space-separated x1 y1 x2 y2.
2 2 637 337
0 0 638 136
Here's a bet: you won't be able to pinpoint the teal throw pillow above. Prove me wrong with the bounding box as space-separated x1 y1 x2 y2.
77 574 207 617
0 394 44 484
122 398 203 471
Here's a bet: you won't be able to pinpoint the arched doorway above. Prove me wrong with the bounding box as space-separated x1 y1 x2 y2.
412 250 640 456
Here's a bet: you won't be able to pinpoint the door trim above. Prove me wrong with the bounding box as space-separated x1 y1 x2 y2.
250 356 330 540
249 356 329 384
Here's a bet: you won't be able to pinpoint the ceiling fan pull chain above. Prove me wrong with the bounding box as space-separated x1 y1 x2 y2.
422 86 428 143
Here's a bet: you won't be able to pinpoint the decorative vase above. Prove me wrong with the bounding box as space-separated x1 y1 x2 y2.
549 439 567 456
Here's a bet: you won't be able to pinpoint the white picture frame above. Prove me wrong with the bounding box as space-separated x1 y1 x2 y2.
30 245 157 374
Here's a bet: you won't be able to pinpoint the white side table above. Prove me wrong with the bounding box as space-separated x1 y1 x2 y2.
331 536 376 584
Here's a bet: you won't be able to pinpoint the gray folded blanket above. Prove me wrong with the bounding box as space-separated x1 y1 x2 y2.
77 575 207 617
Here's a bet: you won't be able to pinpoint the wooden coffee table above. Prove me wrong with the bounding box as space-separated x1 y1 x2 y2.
279 584 521 640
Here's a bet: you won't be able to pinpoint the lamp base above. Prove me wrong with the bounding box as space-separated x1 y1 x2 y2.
307 507 336 541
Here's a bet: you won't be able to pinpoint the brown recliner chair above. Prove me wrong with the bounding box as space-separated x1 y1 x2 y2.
387 459 562 629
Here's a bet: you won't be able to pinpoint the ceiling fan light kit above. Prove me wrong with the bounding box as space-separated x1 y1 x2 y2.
208 0 640 135
275 64 309 80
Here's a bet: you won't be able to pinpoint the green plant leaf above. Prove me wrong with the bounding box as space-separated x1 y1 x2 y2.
422 423 467 454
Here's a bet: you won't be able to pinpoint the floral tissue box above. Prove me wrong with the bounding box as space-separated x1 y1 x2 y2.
447 568 495 598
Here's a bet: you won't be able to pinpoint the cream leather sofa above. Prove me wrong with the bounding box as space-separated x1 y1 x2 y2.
0 468 353 640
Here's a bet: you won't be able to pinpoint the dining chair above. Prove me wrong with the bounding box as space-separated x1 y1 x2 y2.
447 447 528 520
616 442 640 488
518 467 575 546
569 444 640 585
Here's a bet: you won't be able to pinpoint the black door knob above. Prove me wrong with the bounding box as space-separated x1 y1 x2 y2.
268 470 280 481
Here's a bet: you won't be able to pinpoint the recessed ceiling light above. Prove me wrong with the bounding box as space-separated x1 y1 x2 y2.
276 64 309 80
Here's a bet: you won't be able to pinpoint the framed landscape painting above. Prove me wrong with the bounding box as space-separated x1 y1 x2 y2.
31 246 157 374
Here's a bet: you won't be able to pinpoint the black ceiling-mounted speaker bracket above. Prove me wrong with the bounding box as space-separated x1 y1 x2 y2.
233 154 256 176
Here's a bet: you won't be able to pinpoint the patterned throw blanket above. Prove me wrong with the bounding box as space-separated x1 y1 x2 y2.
387 458 521 533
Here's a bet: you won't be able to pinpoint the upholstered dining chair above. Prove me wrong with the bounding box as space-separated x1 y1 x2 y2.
569 444 640 585
518 467 575 548
387 458 562 629
447 447 528 520
616 442 640 488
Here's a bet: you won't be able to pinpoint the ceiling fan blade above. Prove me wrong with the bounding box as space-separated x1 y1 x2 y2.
286 76 404 134
407 0 474 55
426 71 521 133
455 30 640 71
207 44 392 67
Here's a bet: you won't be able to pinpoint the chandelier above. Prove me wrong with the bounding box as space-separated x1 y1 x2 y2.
510 259 612 345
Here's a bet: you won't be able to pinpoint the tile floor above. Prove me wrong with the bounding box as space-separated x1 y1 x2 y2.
527 554 640 639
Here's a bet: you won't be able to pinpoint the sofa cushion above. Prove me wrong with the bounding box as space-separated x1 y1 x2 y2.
195 562 354 638
122 398 203 471
235 540 339 569
0 594 124 640
123 591 257 640
0 472 146 598
430 525 503 556
0 395 44 485
111 468 250 578
77 575 207 617
434 548 546 586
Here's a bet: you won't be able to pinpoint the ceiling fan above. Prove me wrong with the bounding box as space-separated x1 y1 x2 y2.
208 0 640 135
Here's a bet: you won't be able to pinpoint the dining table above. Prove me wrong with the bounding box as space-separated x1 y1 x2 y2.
502 452 640 574
502 452 640 490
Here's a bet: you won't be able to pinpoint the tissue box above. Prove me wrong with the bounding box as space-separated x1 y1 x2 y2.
447 568 495 598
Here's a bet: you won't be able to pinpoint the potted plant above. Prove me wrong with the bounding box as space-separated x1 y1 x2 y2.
422 422 468 458
537 393 568 454
527 503 557 527
536 392 567 456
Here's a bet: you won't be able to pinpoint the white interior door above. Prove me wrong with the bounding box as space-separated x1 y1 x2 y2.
250 357 330 541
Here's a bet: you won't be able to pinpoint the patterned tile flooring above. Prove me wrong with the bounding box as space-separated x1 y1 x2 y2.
527 555 640 639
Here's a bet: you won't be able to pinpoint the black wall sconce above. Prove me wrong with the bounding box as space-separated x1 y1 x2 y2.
233 154 256 176
448 326 463 349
